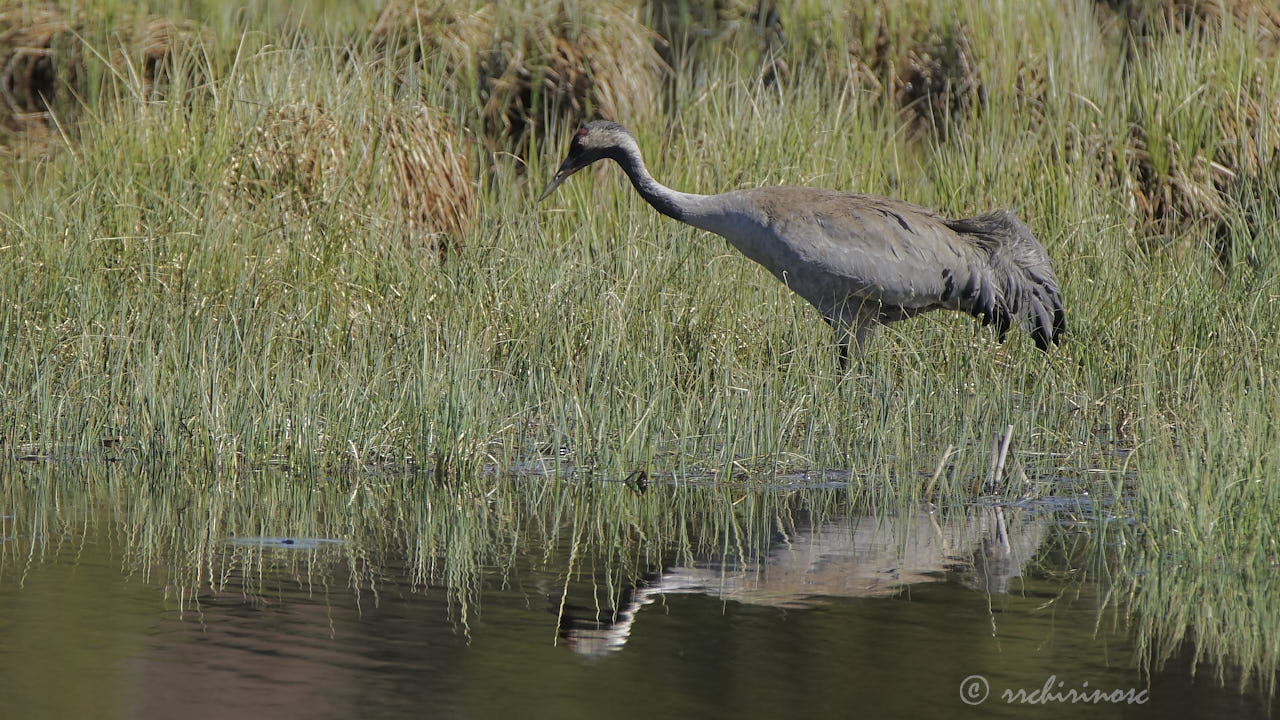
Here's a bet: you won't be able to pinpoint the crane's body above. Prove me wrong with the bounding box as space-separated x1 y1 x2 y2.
539 122 1065 361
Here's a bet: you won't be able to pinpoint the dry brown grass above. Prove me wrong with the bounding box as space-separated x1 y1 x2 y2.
895 25 984 137
1081 1 1280 248
232 102 347 211
378 104 476 246
115 16 211 98
1 7 210 153
1097 0 1280 50
647 0 755 42
0 3 80 139
371 1 665 151
1214 71 1279 179
646 0 780 61
1097 75 1278 258
230 101 475 256
1117 127 1233 239
833 4 984 137
837 4 893 95
369 1 493 71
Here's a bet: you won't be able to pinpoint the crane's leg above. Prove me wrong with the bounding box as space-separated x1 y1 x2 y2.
826 318 865 373
828 315 877 373
825 316 849 371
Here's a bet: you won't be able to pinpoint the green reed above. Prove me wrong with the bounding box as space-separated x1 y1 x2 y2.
0 1 1277 626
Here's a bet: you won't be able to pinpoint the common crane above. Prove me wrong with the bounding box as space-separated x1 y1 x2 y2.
538 122 1065 365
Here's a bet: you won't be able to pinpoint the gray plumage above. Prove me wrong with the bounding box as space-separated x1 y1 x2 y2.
539 122 1065 361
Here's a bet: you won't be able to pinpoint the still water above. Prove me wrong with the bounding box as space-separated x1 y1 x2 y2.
0 471 1274 719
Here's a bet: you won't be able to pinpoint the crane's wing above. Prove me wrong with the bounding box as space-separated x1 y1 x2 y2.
740 188 1064 347
747 189 988 312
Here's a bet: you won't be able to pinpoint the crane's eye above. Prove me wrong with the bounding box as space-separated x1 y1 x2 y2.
576 127 588 137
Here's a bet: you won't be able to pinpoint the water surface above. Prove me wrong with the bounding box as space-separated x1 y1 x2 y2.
0 470 1273 718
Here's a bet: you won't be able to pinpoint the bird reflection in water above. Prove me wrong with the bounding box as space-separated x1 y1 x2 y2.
553 507 1048 657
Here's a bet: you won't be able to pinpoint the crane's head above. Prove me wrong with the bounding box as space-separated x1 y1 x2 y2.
537 121 632 202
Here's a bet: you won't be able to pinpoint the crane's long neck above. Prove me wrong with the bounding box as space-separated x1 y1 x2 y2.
607 142 720 230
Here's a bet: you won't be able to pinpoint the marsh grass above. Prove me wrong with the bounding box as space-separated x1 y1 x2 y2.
0 462 856 633
0 1 1272 481
1 1 1271 489
1 0 1280 693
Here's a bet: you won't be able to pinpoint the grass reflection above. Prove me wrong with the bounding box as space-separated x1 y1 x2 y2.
1 462 1275 703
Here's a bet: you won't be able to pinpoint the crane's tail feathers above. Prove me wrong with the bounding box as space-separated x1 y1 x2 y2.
946 211 1065 350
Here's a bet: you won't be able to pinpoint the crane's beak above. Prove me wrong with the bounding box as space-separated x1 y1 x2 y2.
537 158 585 202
